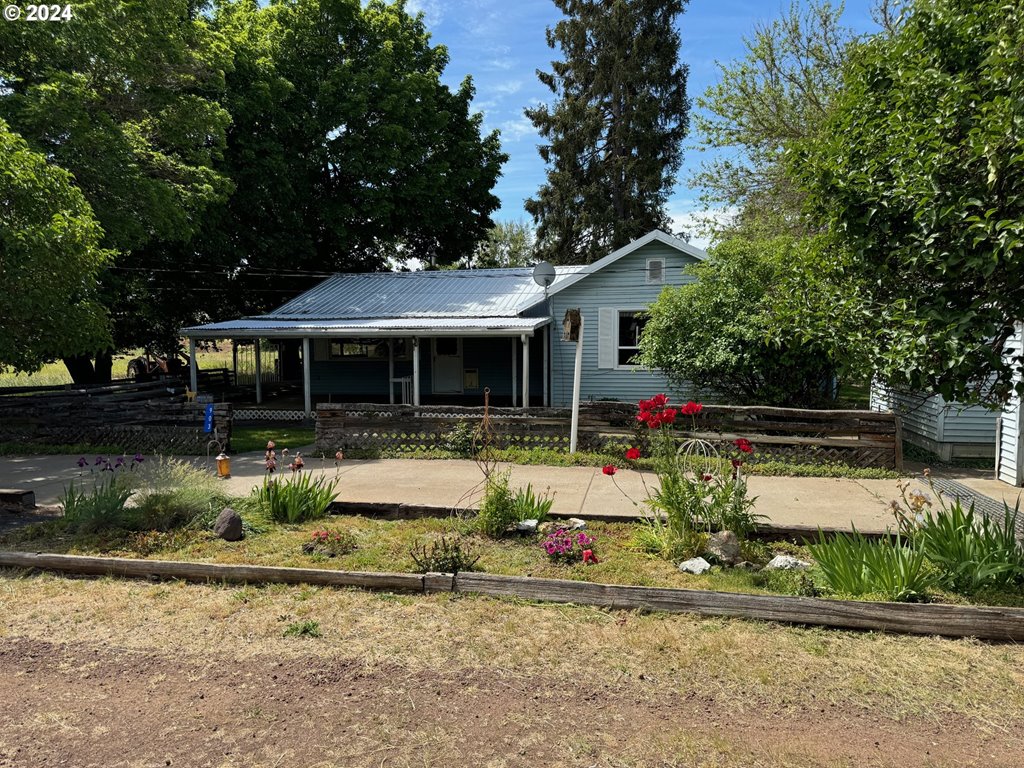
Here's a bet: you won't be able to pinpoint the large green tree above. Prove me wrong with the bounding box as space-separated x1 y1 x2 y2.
0 121 113 372
0 0 234 382
468 220 536 268
782 0 1024 404
694 1 854 238
526 0 690 264
639 236 835 406
197 0 507 318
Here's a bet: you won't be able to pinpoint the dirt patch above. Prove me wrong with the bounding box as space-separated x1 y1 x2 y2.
0 636 1018 768
0 505 60 537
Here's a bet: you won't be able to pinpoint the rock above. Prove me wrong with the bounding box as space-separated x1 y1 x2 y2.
213 507 243 541
515 519 539 533
537 521 556 534
678 557 712 575
705 530 742 565
734 560 759 571
565 517 587 530
765 554 810 571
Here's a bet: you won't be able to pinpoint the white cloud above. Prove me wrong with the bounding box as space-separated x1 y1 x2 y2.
666 202 738 250
406 0 445 27
495 116 537 142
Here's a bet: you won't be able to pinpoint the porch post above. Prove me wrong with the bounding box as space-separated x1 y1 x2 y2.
521 334 530 409
187 336 198 394
302 337 312 416
543 328 549 407
231 341 238 386
511 337 517 407
412 337 421 406
387 339 395 405
254 338 263 404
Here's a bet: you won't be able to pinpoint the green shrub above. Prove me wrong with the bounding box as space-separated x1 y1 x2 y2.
440 422 477 457
61 479 133 533
911 499 1024 593
410 535 480 573
477 470 517 537
254 473 339 524
809 528 933 602
510 483 554 522
283 620 322 638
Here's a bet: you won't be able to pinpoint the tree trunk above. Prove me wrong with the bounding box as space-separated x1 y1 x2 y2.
94 349 114 384
62 355 96 386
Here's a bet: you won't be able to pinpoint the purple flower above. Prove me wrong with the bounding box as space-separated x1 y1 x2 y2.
76 457 88 468
114 456 125 468
132 453 145 464
94 456 106 466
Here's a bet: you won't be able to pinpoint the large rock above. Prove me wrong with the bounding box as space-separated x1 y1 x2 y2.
213 507 243 541
678 557 712 575
705 531 741 565
765 554 810 571
515 519 539 534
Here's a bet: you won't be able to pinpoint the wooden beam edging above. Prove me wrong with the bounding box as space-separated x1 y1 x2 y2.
2 551 1023 641
453 573 1024 641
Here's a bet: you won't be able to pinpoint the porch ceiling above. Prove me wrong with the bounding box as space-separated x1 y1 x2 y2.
182 315 551 339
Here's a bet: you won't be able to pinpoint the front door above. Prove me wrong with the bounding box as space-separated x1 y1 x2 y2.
431 338 463 394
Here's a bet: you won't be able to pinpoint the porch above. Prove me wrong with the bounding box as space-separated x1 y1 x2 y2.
183 321 553 417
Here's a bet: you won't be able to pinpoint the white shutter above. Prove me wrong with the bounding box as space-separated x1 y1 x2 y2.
598 307 617 369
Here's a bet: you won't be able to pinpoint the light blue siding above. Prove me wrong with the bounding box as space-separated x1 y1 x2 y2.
548 241 700 407
998 323 1023 486
870 380 998 459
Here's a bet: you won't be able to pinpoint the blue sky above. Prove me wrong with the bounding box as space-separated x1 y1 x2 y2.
409 0 882 243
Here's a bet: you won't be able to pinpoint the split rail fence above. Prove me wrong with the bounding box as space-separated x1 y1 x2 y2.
316 402 902 469
0 380 232 453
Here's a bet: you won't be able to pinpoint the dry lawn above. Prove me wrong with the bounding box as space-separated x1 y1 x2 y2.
1 570 1023 767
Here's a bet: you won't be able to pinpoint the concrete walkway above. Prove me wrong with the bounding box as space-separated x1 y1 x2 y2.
11 451 1022 534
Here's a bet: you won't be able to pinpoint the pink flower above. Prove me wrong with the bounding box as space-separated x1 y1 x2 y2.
266 440 276 450
602 465 617 476
625 447 641 460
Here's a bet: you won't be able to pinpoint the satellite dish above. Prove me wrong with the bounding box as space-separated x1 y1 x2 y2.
532 261 556 288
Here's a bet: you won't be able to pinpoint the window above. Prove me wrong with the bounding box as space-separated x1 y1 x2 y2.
617 312 647 366
328 338 408 360
646 258 665 284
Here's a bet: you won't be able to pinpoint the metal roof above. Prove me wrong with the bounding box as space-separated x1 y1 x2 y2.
266 265 585 320
183 315 551 339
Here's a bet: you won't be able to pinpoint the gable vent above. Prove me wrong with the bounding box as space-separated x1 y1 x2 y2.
646 258 665 284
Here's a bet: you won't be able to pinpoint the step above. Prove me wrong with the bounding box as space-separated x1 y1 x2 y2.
0 489 35 510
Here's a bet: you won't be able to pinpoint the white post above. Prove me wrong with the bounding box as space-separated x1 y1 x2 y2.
569 316 584 454
412 337 421 406
254 338 263 404
187 336 198 395
521 333 530 409
302 337 312 416
511 337 517 407
542 327 549 407
388 339 395 405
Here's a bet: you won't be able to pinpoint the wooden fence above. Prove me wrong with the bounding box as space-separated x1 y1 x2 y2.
315 401 902 469
0 380 232 453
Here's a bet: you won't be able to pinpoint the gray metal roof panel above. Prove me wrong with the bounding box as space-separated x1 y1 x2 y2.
267 266 585 320
183 315 552 338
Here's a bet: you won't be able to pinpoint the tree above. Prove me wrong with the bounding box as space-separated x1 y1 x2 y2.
693 1 854 238
0 121 112 372
782 0 1024 404
0 0 234 382
638 236 835 406
526 0 690 264
468 220 536 268
200 0 507 317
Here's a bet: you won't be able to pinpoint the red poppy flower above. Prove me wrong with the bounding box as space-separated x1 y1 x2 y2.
602 465 617 475
638 398 653 412
702 473 713 482
680 401 703 416
646 414 662 429
731 458 743 468
637 411 650 423
734 438 753 454
651 393 668 407
660 408 677 424
625 447 641 460
582 549 599 565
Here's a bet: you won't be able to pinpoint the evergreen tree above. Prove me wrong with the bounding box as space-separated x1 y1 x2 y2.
526 0 690 264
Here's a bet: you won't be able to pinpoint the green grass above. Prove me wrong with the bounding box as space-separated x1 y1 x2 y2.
230 426 316 453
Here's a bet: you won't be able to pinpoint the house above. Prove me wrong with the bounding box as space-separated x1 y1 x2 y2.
870 322 1024 487
181 230 706 413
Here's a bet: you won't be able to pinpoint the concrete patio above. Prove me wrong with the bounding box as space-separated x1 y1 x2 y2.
4 450 1020 534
